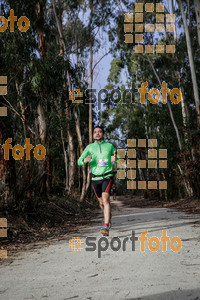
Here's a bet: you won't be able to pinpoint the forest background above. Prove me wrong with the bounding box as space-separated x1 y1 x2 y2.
0 0 199 218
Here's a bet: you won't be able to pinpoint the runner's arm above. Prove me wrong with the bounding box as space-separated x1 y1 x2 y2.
78 146 90 166
111 144 120 162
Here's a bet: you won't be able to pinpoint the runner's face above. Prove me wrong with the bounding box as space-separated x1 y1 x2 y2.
93 128 104 141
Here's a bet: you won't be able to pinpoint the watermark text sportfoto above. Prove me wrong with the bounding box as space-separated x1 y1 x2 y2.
70 82 182 107
1 138 46 160
69 230 182 258
0 9 30 32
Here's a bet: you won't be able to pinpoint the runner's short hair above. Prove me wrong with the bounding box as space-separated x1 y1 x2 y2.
93 126 105 134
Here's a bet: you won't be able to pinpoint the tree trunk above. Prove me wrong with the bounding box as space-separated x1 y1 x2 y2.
61 125 69 190
89 41 93 145
37 1 46 57
145 54 182 150
89 0 94 145
16 80 33 211
54 92 69 191
37 103 48 197
0 126 16 209
85 0 95 196
177 164 193 197
37 0 50 199
51 0 76 194
194 0 200 47
74 108 87 201
66 104 76 194
171 0 177 40
75 39 87 201
187 0 191 32
177 0 200 127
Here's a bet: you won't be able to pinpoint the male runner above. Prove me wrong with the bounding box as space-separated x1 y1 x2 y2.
78 126 118 236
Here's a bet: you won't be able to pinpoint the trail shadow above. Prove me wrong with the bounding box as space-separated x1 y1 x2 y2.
113 220 199 234
110 208 200 235
127 288 200 300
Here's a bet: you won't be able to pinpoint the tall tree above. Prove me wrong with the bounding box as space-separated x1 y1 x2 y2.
194 0 200 47
177 0 200 127
51 0 76 194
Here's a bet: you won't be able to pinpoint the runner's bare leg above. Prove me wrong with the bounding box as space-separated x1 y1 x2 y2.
102 192 111 224
98 197 104 212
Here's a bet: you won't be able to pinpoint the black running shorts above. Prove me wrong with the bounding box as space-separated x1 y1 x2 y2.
92 177 113 198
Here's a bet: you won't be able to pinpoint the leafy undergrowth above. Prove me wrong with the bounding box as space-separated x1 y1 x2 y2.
119 194 165 208
163 198 200 214
119 194 200 214
0 194 100 258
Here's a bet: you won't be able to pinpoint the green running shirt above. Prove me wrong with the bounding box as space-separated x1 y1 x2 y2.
78 140 118 181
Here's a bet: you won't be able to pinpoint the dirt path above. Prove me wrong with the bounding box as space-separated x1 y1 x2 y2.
0 198 200 300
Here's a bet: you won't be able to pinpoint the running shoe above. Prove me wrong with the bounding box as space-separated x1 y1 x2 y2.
100 225 109 236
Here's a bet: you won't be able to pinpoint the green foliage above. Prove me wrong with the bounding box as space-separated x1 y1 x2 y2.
0 0 200 209
100 0 200 200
